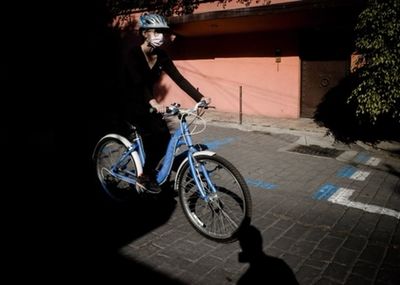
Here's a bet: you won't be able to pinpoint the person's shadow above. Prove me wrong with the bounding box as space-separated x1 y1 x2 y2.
237 225 299 285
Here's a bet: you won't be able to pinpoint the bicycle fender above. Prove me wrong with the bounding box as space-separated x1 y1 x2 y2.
174 150 216 191
92 133 143 176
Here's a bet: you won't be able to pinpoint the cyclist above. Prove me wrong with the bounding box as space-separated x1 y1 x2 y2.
119 13 210 193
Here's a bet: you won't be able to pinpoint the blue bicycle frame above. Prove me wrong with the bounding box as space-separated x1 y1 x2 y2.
112 113 218 200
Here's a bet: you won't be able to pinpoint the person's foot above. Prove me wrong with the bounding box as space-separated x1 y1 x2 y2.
136 174 162 194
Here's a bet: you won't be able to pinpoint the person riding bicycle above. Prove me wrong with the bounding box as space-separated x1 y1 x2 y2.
119 13 210 193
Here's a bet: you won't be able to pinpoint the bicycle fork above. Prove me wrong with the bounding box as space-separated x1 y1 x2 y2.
188 152 218 202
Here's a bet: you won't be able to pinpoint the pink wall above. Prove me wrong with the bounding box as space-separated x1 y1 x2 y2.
157 56 300 118
157 30 301 118
153 1 303 118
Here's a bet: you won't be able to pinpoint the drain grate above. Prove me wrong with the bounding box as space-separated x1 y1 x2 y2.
287 144 344 158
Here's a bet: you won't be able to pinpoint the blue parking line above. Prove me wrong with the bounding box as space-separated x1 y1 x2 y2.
353 152 370 164
313 183 339 200
246 178 277 190
202 137 235 150
337 165 357 178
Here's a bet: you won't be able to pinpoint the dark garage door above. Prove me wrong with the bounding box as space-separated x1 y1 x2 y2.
301 60 349 118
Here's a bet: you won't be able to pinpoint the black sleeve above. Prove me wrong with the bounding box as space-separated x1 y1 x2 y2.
158 50 204 103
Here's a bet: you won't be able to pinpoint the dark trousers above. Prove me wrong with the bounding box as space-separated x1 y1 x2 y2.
117 112 170 178
139 113 171 177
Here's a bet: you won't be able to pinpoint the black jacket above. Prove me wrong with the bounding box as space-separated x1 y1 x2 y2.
121 46 203 116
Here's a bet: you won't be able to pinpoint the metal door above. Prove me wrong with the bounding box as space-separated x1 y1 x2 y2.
301 60 348 118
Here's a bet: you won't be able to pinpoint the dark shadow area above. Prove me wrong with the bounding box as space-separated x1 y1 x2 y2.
237 225 299 285
76 171 183 283
81 15 187 285
4 1 185 283
313 74 400 146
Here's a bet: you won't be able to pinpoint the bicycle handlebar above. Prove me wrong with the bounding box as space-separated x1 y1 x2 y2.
149 101 214 116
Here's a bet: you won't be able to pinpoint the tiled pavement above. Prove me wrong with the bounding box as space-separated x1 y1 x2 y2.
91 119 400 285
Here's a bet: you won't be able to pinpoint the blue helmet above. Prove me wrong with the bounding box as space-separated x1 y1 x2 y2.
139 13 169 30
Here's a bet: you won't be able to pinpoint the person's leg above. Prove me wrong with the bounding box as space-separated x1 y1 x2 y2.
136 113 171 192
142 113 171 176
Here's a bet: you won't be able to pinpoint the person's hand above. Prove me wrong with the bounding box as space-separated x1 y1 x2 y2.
197 97 211 116
200 97 211 106
149 99 166 113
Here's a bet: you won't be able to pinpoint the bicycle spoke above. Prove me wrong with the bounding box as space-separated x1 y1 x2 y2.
179 155 251 242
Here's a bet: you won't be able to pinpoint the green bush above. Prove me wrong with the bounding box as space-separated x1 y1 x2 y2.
350 0 400 123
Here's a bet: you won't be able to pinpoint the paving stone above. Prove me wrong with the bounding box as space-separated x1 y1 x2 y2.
313 277 342 285
265 246 285 258
271 236 297 251
284 223 310 240
289 238 317 256
375 215 399 232
332 248 359 266
342 235 368 251
303 228 328 243
263 226 285 246
302 258 329 270
317 235 345 253
382 244 400 266
322 262 350 283
345 274 374 285
358 244 387 264
332 208 364 235
309 249 334 263
369 230 393 245
281 253 305 271
185 255 224 276
375 264 400 285
209 243 239 261
351 212 381 238
201 267 236 285
252 214 279 229
351 260 378 280
295 265 321 284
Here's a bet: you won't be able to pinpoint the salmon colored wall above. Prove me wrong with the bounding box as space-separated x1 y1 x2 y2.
157 56 300 118
157 31 301 118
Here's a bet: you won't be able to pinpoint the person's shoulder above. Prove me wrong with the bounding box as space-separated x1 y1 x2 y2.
155 48 170 59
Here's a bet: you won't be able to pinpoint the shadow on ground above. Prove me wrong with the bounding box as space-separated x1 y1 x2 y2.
77 171 184 283
313 74 400 149
237 225 299 285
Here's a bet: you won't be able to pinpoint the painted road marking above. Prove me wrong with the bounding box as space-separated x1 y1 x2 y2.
337 165 370 181
246 178 277 190
313 183 400 219
354 152 381 166
202 137 235 150
313 183 338 200
328 188 400 219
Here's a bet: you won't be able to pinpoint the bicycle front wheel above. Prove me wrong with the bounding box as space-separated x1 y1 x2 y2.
93 137 138 202
177 154 252 243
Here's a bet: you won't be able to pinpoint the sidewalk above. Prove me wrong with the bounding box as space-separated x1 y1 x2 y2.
106 121 400 285
201 110 400 159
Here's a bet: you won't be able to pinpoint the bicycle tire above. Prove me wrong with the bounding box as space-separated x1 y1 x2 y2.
93 136 138 202
177 154 252 243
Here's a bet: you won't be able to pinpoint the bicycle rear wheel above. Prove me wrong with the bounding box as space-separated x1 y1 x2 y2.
177 154 252 243
93 137 138 202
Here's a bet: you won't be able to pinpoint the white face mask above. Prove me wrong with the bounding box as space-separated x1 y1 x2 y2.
148 33 164 48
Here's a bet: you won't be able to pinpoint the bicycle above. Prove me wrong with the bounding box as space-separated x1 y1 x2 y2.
92 101 252 243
